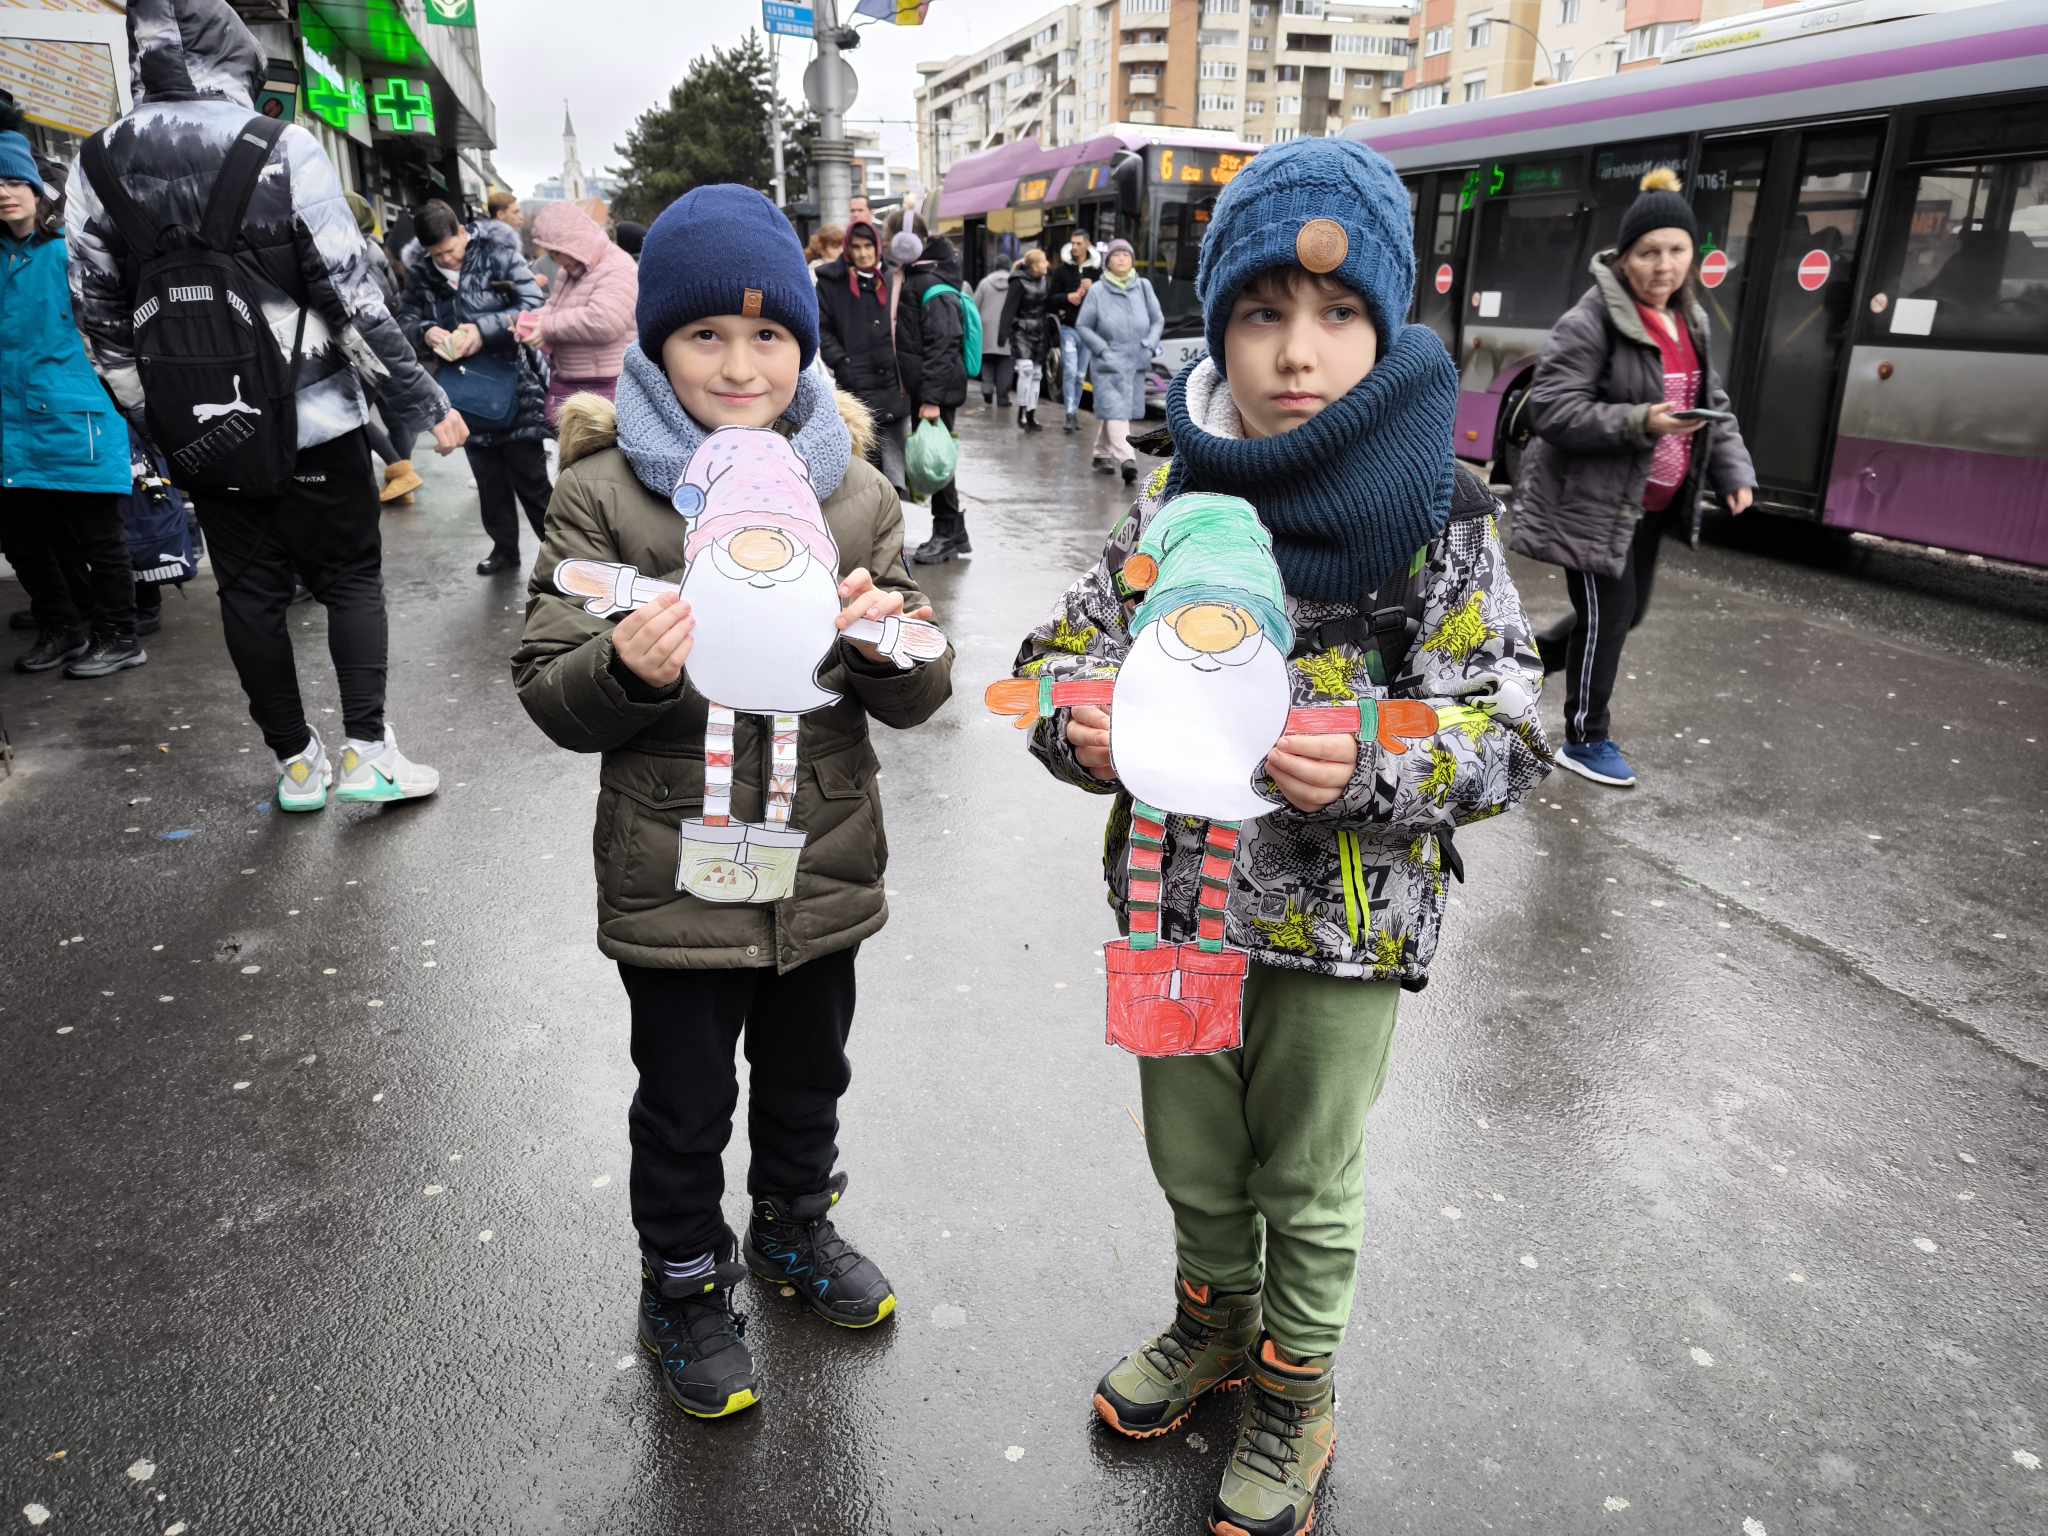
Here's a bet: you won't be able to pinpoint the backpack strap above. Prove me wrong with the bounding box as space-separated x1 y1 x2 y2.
82 129 161 259
199 115 286 255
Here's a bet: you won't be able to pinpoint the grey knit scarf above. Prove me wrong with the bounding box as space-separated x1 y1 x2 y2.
613 344 853 505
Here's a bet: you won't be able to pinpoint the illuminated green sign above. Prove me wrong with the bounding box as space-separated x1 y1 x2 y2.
301 12 366 136
370 75 437 136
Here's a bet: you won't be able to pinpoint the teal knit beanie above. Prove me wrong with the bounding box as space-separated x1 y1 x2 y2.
1197 137 1416 376
1127 493 1294 655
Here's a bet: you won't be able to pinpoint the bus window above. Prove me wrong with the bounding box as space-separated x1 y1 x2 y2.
1588 140 1691 252
1151 197 1213 334
1747 126 1881 497
1691 139 1770 386
1471 191 1586 326
1414 174 1471 353
1876 157 2048 347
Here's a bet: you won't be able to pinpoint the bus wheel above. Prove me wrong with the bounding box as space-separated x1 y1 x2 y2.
1494 379 1534 488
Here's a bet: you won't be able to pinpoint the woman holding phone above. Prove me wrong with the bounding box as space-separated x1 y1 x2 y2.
1512 168 1756 788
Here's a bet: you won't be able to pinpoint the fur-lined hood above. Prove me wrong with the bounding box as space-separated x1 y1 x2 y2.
557 386 876 472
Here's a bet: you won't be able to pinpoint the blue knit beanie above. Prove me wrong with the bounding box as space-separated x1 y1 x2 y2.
1197 138 1416 376
0 130 42 191
636 185 820 368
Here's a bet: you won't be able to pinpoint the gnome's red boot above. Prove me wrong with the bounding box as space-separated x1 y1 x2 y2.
1106 940 1199 1055
1179 945 1248 1054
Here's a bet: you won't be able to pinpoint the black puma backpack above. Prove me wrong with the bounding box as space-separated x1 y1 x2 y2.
83 115 306 496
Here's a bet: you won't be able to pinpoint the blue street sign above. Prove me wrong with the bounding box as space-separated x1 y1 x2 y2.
763 1 814 37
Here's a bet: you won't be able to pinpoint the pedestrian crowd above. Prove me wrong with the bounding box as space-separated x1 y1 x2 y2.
2 7 1758 1535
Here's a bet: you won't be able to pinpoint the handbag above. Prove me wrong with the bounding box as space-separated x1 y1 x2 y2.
436 350 521 431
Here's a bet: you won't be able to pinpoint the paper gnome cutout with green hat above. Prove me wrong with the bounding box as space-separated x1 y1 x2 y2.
986 490 1443 1058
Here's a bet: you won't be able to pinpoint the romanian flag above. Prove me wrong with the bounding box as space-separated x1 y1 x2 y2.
854 0 930 22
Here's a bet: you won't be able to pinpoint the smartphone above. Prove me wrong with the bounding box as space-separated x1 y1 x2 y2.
1668 407 1734 424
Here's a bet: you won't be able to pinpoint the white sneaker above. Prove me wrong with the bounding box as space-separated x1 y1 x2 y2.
335 726 439 803
276 731 331 813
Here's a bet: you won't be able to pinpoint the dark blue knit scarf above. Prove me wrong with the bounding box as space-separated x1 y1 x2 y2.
1163 325 1460 601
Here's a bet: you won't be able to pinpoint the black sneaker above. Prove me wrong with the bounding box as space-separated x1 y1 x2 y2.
15 629 88 674
1093 455 1114 474
137 608 163 638
1064 415 1079 433
637 1250 762 1419
909 534 958 566
65 637 147 679
1121 461 1139 485
745 1172 897 1328
8 609 36 632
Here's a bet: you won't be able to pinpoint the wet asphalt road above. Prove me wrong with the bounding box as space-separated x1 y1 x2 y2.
2 401 2044 1536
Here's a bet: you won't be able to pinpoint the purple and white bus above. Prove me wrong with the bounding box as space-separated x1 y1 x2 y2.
1345 0 2048 569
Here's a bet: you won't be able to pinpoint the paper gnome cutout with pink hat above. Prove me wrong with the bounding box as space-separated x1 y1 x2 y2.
554 426 946 906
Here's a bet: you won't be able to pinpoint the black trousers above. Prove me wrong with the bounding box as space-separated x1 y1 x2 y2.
0 487 135 643
1560 505 1670 745
361 404 417 467
619 947 859 1262
925 405 964 544
192 429 386 759
466 439 551 559
980 354 1013 405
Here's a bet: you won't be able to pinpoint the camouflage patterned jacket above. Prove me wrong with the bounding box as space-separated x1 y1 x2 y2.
1014 464 1552 987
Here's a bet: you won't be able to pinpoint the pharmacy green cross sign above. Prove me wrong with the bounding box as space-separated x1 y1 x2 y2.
370 76 436 136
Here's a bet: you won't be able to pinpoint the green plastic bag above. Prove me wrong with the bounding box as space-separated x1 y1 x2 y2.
905 417 958 502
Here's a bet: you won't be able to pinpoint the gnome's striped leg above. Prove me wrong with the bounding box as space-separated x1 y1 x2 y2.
1194 821 1240 954
703 705 737 827
1127 800 1168 952
763 714 801 830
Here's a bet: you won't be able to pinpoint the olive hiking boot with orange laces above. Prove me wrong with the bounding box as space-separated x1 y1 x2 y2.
1209 1336 1338 1535
1093 1276 1260 1438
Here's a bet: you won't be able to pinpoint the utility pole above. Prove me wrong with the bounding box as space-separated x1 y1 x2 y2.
769 31 786 208
809 0 855 229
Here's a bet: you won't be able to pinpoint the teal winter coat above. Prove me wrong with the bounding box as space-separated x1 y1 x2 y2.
0 230 129 495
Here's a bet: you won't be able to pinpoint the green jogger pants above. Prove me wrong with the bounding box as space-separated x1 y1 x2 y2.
1136 963 1399 1358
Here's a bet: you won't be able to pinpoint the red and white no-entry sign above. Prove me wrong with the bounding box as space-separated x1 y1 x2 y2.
1434 263 1454 295
1698 249 1730 289
1797 249 1832 291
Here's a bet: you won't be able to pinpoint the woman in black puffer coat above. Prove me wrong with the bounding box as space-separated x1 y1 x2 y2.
398 200 547 574
816 219 909 485
998 248 1056 432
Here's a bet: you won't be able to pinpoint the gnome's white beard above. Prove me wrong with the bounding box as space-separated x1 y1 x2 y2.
1113 622 1290 822
680 555 843 715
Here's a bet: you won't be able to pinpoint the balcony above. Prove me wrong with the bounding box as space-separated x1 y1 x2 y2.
1126 74 1161 95
1121 40 1170 64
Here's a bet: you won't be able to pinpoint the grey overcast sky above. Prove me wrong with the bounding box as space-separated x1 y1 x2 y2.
476 0 1005 198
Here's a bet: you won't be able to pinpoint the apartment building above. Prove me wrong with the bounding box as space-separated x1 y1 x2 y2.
915 7 1084 190
1397 0 1811 114
915 1 1421 186
847 124 918 210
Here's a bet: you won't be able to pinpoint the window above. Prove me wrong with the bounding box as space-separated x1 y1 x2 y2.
1122 0 1170 16
1464 79 1487 102
1553 48 1573 80
1032 24 1060 49
1246 131 1265 144
1626 23 1684 62
1282 0 1323 14
1253 3 1272 19
1273 125 1300 143
1425 27 1452 56
1468 15 1492 50
1250 35 1268 52
1200 59 1241 79
1560 0 1581 19
1248 67 1266 81
1248 98 1266 115
1058 103 1076 129
1278 95 1301 114
1881 157 2048 345
1198 29 1240 45
1353 102 1373 118
1406 82 1448 111
1199 93 1240 112
1275 64 1302 81
1202 0 1242 12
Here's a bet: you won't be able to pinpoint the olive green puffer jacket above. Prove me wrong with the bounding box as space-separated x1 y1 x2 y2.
511 390 953 972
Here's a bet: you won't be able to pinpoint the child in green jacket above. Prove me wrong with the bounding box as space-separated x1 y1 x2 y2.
1007 138 1550 1533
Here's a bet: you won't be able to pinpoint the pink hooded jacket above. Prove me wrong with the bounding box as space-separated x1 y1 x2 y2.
529 203 638 384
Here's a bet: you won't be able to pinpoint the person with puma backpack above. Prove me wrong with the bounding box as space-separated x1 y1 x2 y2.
65 0 468 811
